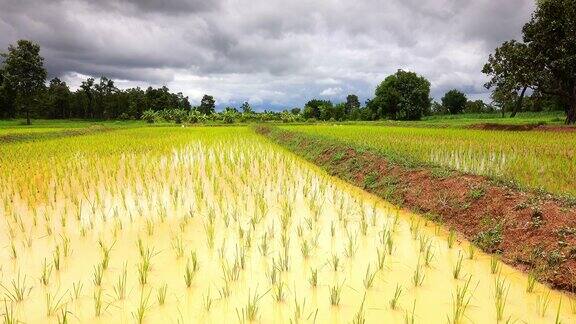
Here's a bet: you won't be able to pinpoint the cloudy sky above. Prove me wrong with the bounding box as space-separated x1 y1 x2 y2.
0 0 535 110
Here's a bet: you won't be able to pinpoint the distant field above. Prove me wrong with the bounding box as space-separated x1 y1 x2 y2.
0 120 146 143
281 125 576 197
326 111 568 128
418 111 566 126
0 120 141 134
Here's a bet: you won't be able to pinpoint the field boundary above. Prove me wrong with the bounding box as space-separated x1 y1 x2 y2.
255 125 576 292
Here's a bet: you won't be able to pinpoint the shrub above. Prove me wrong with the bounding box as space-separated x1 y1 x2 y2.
187 111 200 124
141 109 157 123
118 113 130 120
173 109 187 124
222 111 236 124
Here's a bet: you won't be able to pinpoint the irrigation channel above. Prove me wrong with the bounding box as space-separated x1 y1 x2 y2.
0 127 574 323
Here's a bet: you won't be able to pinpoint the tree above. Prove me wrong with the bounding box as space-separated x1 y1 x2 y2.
431 101 447 115
126 87 146 119
333 103 346 121
176 92 191 110
483 0 576 123
523 0 576 124
145 86 177 111
441 90 467 114
345 94 360 116
199 94 215 115
374 70 431 120
0 71 17 118
364 98 380 120
491 87 518 117
47 78 71 118
482 41 532 117
94 77 118 119
241 101 253 114
465 100 489 114
80 78 95 118
319 103 334 120
0 40 47 124
303 99 331 120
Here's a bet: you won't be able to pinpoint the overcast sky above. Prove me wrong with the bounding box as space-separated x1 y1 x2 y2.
0 0 535 110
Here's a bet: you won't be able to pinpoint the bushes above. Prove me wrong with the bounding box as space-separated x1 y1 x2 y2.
139 108 303 124
141 108 203 124
141 109 157 123
173 110 187 124
221 110 237 124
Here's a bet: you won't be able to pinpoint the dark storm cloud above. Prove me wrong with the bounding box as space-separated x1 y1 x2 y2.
0 0 535 108
97 0 219 15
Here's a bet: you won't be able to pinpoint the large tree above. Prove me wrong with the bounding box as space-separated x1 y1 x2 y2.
94 77 118 119
0 40 47 124
523 0 576 124
80 78 95 118
374 70 431 120
303 99 331 120
482 41 533 117
345 94 360 116
483 0 576 123
47 78 71 118
199 94 215 115
0 71 17 118
441 89 467 115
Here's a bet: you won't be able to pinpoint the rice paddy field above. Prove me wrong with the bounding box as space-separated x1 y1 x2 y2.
0 120 141 142
1 126 575 323
0 120 93 135
280 125 576 198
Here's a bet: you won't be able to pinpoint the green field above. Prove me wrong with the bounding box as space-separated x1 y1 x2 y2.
0 120 147 143
416 111 567 127
280 125 576 197
2 117 574 197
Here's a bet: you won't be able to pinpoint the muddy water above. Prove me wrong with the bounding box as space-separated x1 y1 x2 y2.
1 132 575 323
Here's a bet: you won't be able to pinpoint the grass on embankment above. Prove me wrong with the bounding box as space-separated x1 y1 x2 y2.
256 125 576 292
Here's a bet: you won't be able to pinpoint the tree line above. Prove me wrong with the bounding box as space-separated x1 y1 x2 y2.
0 40 193 124
0 0 573 123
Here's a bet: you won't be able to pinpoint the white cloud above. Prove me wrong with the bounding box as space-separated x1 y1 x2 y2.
320 87 343 96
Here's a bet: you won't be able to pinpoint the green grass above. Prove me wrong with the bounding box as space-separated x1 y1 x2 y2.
0 119 155 144
280 124 576 197
417 111 566 127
